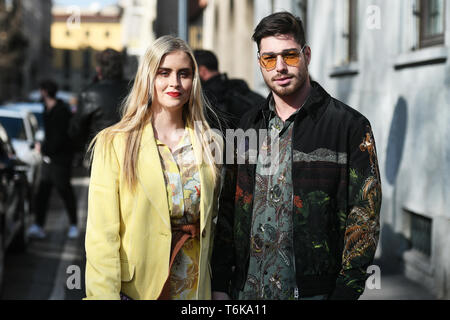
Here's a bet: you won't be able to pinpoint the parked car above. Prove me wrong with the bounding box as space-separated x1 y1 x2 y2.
1 102 44 141
0 123 32 292
0 109 42 191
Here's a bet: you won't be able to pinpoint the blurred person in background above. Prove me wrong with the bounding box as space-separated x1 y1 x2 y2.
69 48 130 155
27 79 78 239
193 49 265 131
84 35 222 300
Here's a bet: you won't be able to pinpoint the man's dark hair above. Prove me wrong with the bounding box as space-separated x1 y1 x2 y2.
39 79 58 98
96 48 124 80
252 11 306 51
193 49 219 71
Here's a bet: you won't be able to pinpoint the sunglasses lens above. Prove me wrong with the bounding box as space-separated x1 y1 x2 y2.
260 56 276 70
260 50 301 70
283 53 300 66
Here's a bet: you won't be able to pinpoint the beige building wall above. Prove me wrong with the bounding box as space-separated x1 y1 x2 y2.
119 0 157 57
203 0 308 93
202 0 257 89
50 5 123 92
51 22 123 52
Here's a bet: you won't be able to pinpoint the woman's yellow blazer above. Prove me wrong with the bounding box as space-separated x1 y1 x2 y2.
84 122 220 300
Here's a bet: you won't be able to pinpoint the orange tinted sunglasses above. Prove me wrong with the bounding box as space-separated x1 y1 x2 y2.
258 45 307 71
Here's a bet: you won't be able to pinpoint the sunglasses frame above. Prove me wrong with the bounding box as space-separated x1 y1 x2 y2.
258 44 307 71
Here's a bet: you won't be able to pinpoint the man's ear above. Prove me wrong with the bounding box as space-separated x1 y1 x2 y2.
304 46 312 67
198 65 208 81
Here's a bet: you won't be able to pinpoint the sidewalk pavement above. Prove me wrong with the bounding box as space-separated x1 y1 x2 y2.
360 271 437 300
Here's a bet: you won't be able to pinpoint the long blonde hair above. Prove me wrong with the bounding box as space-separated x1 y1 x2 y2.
91 35 220 190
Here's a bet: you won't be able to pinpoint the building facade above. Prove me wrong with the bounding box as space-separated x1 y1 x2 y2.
0 0 51 102
51 4 123 93
119 0 157 78
306 0 449 299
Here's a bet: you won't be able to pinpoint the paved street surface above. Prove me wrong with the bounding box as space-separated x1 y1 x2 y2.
1 169 88 300
360 268 437 300
0 168 439 300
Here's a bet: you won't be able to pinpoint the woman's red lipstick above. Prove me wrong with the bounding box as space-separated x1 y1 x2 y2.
167 91 181 97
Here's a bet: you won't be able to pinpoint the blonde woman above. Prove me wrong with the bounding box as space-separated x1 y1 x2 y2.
84 35 222 300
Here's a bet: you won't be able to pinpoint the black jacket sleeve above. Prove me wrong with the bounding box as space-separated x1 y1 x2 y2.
211 163 238 294
329 118 382 300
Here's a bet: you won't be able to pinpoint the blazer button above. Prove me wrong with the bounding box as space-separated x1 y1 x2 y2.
202 230 206 238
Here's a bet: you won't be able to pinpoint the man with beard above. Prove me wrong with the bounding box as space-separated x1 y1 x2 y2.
211 12 382 300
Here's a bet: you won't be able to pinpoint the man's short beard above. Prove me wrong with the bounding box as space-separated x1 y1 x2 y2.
266 66 309 97
270 80 303 96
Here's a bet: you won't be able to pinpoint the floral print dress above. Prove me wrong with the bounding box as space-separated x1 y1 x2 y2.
156 130 202 300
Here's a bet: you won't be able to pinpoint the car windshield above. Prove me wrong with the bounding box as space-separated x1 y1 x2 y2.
0 117 27 140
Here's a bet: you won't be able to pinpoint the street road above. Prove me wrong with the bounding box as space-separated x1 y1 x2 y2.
1 172 88 300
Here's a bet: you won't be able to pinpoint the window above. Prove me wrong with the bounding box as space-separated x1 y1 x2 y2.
348 0 358 62
330 0 360 75
417 0 445 48
408 210 432 257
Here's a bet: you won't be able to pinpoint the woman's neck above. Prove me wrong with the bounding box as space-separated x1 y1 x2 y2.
151 104 185 150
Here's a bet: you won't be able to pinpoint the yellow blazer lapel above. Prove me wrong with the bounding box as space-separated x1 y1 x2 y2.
137 122 171 229
187 122 214 233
